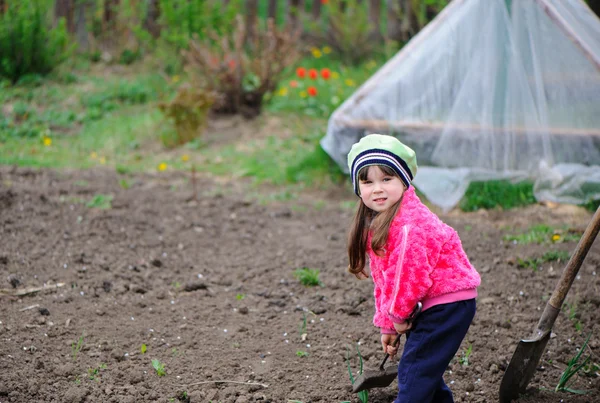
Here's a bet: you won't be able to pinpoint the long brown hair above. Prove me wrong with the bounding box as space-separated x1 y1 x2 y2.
347 165 403 274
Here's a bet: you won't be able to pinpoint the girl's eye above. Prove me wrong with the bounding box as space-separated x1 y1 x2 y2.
361 180 372 184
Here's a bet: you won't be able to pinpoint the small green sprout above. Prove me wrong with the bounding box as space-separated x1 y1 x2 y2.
72 331 85 361
152 359 166 377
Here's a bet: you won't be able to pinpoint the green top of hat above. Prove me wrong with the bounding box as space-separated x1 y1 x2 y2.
347 134 418 179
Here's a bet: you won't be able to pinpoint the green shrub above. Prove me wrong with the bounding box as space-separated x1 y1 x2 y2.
157 86 214 148
184 16 301 118
158 0 241 51
0 0 71 83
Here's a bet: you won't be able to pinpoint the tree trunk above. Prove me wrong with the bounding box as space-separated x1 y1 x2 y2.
267 0 278 21
399 0 418 42
75 1 91 52
386 0 402 42
311 0 321 19
245 0 259 44
287 0 304 33
368 0 383 42
143 0 161 38
54 0 75 32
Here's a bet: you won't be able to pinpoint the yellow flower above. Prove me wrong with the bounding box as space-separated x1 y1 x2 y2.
552 234 561 242
278 87 288 96
99 156 106 165
345 78 356 87
158 162 168 171
42 136 52 147
181 154 190 162
322 46 332 54
300 91 307 98
172 75 180 83
90 152 98 159
311 48 322 58
331 71 340 80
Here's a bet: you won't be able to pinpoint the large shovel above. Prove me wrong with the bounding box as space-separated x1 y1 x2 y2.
499 206 600 402
352 302 422 393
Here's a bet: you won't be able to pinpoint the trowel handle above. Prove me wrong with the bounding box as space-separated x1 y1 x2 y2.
378 302 422 371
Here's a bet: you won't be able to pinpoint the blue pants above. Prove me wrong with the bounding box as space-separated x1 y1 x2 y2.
395 299 476 403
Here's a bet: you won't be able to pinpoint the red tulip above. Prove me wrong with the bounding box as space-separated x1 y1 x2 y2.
320 68 331 80
290 80 298 88
308 69 318 80
296 67 306 78
307 86 318 97
321 0 329 4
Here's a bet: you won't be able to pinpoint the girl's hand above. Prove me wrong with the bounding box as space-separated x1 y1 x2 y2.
381 334 399 358
393 321 412 334
353 268 369 280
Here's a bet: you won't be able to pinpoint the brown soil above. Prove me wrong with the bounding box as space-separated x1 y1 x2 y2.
1 164 600 403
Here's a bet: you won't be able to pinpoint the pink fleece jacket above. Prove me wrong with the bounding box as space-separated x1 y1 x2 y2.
367 187 481 333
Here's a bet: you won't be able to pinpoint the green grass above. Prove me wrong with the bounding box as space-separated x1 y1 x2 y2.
460 180 536 212
504 225 581 245
517 250 571 271
294 267 322 287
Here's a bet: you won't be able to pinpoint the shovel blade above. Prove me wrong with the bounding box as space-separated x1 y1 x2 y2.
499 330 551 403
352 365 398 393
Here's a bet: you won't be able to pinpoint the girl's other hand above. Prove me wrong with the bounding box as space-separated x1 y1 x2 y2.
381 334 399 358
354 268 369 280
393 321 412 334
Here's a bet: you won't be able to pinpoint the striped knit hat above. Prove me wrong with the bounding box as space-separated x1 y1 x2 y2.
347 134 417 196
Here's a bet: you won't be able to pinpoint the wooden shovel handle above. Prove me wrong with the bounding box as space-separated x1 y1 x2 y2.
535 206 600 337
548 206 600 310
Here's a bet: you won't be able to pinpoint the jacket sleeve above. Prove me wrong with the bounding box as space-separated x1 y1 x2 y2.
373 279 395 332
386 226 442 321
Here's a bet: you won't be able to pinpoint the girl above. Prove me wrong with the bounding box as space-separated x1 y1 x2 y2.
347 134 481 403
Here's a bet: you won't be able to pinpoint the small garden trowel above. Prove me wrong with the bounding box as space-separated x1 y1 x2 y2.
352 302 422 393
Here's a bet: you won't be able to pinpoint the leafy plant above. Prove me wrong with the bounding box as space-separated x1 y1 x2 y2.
346 344 369 403
87 0 150 64
0 0 71 83
555 333 593 394
157 85 214 148
141 344 147 354
72 331 85 361
458 344 472 366
86 194 113 209
88 363 107 381
151 358 166 377
183 15 301 118
313 0 376 65
294 267 322 287
296 350 309 357
158 0 241 51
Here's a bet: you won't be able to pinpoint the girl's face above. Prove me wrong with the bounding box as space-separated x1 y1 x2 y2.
358 165 405 213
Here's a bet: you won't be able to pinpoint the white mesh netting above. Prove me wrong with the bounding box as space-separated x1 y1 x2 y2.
321 0 600 210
